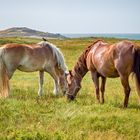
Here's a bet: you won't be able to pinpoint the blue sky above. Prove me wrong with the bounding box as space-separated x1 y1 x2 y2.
0 0 140 33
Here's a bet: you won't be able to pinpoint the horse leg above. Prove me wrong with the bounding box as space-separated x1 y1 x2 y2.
38 71 44 96
5 67 16 79
91 71 100 103
100 77 106 104
53 78 59 95
45 67 60 95
120 75 131 107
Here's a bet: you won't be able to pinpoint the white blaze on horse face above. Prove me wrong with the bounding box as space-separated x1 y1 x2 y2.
66 73 78 96
67 74 72 85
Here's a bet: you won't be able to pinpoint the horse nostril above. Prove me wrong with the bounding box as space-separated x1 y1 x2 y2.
70 96 75 100
67 94 75 101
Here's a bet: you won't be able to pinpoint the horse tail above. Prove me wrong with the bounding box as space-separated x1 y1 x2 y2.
0 52 9 98
133 48 140 103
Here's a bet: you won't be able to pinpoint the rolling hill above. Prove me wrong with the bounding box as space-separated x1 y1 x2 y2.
0 27 66 39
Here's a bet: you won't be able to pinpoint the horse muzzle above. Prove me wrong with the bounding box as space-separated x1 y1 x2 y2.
66 93 75 101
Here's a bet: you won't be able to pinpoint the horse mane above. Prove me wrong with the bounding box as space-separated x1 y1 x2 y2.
38 41 67 72
72 40 104 78
76 40 104 67
84 40 104 57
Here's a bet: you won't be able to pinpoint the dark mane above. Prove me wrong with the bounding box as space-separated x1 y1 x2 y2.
83 40 103 59
76 40 103 67
72 40 103 79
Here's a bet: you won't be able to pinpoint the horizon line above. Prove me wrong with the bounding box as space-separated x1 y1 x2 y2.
0 26 140 34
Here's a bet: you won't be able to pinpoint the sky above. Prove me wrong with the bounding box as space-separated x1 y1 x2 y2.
0 0 140 33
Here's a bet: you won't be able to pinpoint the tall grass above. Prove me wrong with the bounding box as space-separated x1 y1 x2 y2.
0 37 140 140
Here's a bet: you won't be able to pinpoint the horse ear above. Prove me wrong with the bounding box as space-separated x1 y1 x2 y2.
64 71 69 77
69 70 72 76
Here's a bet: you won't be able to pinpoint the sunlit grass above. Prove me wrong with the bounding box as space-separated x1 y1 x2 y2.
0 37 140 139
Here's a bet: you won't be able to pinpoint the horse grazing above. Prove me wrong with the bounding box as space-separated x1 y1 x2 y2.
0 40 68 98
66 40 140 107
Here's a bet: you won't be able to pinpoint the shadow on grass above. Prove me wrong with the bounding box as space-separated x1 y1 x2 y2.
9 88 140 109
127 104 140 110
74 94 140 109
106 100 140 110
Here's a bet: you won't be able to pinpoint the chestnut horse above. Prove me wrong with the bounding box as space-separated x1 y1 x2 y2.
66 40 140 107
0 40 68 98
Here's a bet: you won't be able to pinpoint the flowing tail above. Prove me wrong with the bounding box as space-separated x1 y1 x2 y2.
133 48 140 103
0 54 9 98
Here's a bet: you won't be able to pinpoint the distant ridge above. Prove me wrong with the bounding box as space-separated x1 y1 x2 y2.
0 27 66 39
64 33 140 40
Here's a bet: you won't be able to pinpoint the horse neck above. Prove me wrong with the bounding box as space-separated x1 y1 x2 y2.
72 40 103 85
72 53 88 84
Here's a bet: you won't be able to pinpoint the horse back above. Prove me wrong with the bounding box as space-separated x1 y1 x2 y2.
1 44 53 72
86 40 134 77
113 41 134 75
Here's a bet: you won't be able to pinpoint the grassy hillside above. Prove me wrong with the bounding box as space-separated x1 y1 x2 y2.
0 27 66 39
0 37 140 140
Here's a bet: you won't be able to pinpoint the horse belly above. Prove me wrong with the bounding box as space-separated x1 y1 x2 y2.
18 64 42 72
100 70 119 78
18 56 45 72
97 63 119 78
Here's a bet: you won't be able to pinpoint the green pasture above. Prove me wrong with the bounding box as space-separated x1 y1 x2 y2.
0 37 140 140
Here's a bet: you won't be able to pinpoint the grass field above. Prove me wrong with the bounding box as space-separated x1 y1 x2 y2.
0 37 140 140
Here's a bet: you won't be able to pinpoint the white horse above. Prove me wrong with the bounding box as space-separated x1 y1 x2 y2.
0 39 68 98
